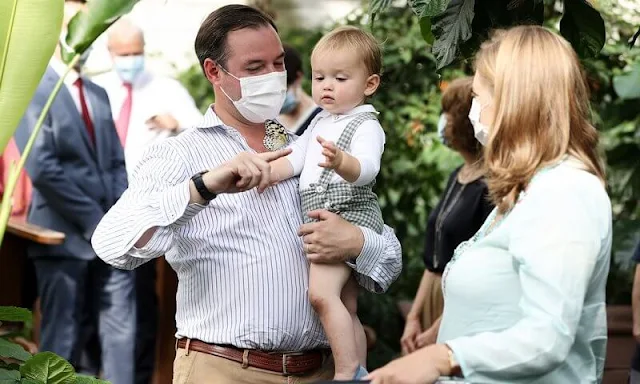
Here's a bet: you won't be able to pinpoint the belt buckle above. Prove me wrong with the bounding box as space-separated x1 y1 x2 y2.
281 351 304 375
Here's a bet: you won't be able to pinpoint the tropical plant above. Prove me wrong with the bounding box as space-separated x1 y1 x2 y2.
0 0 138 243
370 0 606 69
0 306 108 383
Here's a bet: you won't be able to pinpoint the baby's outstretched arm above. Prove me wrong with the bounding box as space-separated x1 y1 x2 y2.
317 136 361 183
269 157 295 184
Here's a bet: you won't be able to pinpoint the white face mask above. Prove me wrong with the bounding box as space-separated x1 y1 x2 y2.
219 68 287 123
468 97 490 146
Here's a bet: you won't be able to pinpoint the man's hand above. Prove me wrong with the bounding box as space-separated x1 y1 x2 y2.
146 114 180 132
189 149 291 205
317 136 343 169
298 209 364 263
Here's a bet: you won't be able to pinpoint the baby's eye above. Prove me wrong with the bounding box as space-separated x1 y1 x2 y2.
314 76 324 81
336 77 347 82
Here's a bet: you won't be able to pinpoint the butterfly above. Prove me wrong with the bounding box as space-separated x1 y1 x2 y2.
263 119 289 151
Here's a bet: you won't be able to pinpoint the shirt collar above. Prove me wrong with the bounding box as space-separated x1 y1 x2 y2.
49 57 80 86
317 104 379 122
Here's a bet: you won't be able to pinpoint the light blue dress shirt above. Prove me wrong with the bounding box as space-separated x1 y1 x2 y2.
437 157 612 383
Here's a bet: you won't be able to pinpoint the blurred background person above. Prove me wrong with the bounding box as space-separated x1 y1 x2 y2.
400 77 493 355
13 1 134 383
93 18 202 175
92 17 202 384
278 44 321 135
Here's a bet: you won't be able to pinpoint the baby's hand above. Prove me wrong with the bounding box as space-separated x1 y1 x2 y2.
317 136 343 169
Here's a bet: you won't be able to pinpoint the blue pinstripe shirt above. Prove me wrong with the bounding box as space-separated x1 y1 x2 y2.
92 106 402 351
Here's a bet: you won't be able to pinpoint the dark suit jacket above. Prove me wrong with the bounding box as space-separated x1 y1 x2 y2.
14 66 128 260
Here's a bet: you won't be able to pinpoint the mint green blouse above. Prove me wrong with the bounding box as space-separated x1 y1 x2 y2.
437 158 612 383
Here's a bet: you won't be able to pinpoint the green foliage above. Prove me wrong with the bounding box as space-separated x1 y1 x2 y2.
370 0 604 69
0 307 107 383
62 0 139 63
0 0 63 154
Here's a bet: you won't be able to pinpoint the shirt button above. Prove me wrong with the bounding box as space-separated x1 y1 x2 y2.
315 186 325 193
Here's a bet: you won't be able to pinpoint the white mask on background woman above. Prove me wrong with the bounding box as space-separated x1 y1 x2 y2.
468 97 490 146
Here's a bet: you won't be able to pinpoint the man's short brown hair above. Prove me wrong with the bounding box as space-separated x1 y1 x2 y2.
441 77 482 157
194 5 277 71
311 26 382 77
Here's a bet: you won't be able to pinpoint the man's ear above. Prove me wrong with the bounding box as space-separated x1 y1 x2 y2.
364 74 380 96
204 58 221 85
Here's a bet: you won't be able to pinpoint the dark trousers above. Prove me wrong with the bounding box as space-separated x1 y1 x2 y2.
34 258 136 384
134 261 158 384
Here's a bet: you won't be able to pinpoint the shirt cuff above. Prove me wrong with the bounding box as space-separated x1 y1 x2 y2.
445 338 474 379
355 226 384 271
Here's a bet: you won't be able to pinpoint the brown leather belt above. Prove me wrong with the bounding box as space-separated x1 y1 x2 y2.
176 338 327 376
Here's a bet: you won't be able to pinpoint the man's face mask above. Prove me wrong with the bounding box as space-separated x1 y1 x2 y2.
219 67 287 124
113 54 145 84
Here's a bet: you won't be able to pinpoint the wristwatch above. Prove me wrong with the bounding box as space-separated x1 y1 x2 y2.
446 345 462 377
191 171 217 202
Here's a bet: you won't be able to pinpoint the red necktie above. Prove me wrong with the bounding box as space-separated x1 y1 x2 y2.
115 83 133 147
73 78 95 147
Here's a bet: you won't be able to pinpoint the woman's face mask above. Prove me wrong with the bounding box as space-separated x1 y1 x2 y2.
219 68 287 123
468 97 490 146
279 88 299 115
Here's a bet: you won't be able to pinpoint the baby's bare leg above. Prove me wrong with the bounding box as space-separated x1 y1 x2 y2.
342 277 367 367
309 263 358 380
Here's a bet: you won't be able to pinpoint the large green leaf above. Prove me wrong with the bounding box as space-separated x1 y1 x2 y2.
0 0 63 153
613 63 640 100
19 352 74 384
0 367 20 381
0 308 31 324
559 0 605 58
409 0 451 18
62 0 139 63
419 17 435 45
0 338 31 362
431 0 475 69
75 374 109 384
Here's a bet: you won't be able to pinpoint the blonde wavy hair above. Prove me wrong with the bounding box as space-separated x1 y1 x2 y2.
475 25 605 213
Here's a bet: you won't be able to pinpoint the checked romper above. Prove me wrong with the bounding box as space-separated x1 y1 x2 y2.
299 112 384 234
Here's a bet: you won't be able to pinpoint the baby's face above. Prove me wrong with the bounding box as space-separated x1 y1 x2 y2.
310 49 376 115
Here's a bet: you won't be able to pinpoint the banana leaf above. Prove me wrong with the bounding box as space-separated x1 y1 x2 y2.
62 0 140 63
0 0 63 154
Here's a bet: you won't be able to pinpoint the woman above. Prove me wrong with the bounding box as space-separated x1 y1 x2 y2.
368 25 611 383
401 77 493 355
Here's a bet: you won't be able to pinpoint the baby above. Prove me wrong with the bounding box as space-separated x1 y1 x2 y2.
269 26 385 380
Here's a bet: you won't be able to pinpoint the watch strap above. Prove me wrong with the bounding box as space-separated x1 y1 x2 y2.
191 171 217 201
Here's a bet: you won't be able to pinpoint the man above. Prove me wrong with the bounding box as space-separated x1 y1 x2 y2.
277 44 321 135
14 1 134 383
92 18 202 384
630 241 640 383
92 5 402 383
93 18 203 174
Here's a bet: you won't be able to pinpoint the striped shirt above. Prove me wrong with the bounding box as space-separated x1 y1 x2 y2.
92 106 402 351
